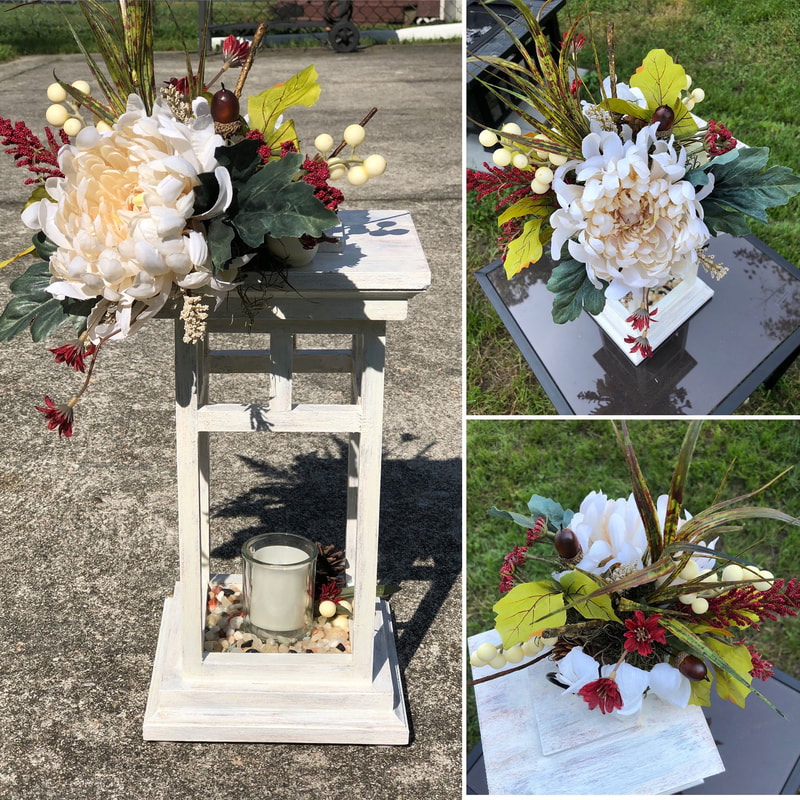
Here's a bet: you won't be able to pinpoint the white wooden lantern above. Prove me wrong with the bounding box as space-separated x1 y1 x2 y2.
143 210 430 743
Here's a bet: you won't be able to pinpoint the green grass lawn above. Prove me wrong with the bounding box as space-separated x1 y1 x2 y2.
467 0 800 415
466 418 800 753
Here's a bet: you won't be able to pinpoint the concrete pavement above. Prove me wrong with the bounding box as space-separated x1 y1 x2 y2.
0 41 462 800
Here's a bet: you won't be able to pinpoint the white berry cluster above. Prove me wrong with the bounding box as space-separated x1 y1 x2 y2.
313 124 387 187
479 122 569 196
671 560 775 615
469 635 556 670
45 80 108 137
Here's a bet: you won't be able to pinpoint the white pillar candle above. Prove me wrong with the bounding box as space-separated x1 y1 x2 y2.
250 545 310 632
242 533 317 639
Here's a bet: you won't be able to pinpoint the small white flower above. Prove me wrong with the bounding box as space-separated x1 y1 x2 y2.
554 646 599 694
601 662 649 717
648 662 692 708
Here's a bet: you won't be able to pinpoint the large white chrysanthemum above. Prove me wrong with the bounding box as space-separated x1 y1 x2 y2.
22 94 234 341
550 122 713 298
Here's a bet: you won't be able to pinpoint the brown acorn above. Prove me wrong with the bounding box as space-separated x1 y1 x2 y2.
651 104 675 132
211 83 240 124
676 652 708 681
554 527 581 560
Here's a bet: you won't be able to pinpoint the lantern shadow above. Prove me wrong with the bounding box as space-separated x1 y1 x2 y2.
210 439 461 671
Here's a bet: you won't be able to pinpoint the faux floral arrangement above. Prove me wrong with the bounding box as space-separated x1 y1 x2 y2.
469 421 800 718
0 1 387 437
466 0 800 359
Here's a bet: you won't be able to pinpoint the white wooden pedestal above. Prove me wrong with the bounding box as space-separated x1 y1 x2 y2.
591 277 714 365
143 210 430 744
469 629 725 794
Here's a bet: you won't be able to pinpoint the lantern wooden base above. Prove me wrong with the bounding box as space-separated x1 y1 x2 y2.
143 582 409 744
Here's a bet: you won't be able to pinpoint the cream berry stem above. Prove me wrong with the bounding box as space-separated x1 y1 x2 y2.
468 649 551 687
329 107 378 159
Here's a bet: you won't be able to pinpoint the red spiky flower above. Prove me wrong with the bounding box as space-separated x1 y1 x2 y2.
35 396 74 438
579 677 623 714
623 610 666 657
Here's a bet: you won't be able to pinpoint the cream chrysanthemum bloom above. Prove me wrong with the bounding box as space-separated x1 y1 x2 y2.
550 123 713 298
569 491 696 575
22 95 233 341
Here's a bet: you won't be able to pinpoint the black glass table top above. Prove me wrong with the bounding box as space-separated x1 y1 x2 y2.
475 235 800 414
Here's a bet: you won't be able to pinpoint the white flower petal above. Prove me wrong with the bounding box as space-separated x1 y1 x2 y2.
648 662 692 708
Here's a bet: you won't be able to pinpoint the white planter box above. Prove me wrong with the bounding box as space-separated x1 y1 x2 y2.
591 277 714 365
469 629 725 794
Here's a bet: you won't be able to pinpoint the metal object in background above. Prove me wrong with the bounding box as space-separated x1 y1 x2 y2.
198 0 450 53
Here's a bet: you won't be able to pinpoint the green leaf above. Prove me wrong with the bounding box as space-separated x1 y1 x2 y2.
700 200 753 237
497 196 552 225
32 232 57 262
493 581 566 649
215 139 263 183
0 261 92 342
559 571 622 623
527 494 571 529
629 49 686 110
232 153 338 246
546 259 607 323
9 261 52 297
207 218 236 270
702 147 800 224
24 185 53 212
504 218 545 278
660 617 784 716
487 506 538 529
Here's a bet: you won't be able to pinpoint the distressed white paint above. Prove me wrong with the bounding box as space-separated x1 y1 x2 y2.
591 277 715 365
145 210 428 743
469 629 725 794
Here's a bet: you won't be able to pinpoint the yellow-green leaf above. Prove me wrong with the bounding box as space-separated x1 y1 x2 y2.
493 581 565 649
24 184 54 211
601 97 650 120
497 195 551 226
705 637 752 708
248 65 321 144
688 674 712 707
559 570 622 623
630 49 687 110
504 218 544 278
671 99 699 137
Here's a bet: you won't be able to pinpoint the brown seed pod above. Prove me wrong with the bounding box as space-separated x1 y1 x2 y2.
211 84 240 124
676 652 708 681
554 527 581 560
651 104 675 132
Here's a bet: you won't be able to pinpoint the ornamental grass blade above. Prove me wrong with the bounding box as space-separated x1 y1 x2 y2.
659 616 785 717
679 505 800 547
663 420 702 547
613 421 663 562
56 6 126 116
164 0 197 99
677 466 793 540
120 0 155 112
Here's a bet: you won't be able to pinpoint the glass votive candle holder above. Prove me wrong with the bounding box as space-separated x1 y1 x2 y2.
241 532 317 641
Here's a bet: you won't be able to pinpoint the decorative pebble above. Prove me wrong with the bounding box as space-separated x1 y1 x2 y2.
205 580 351 655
